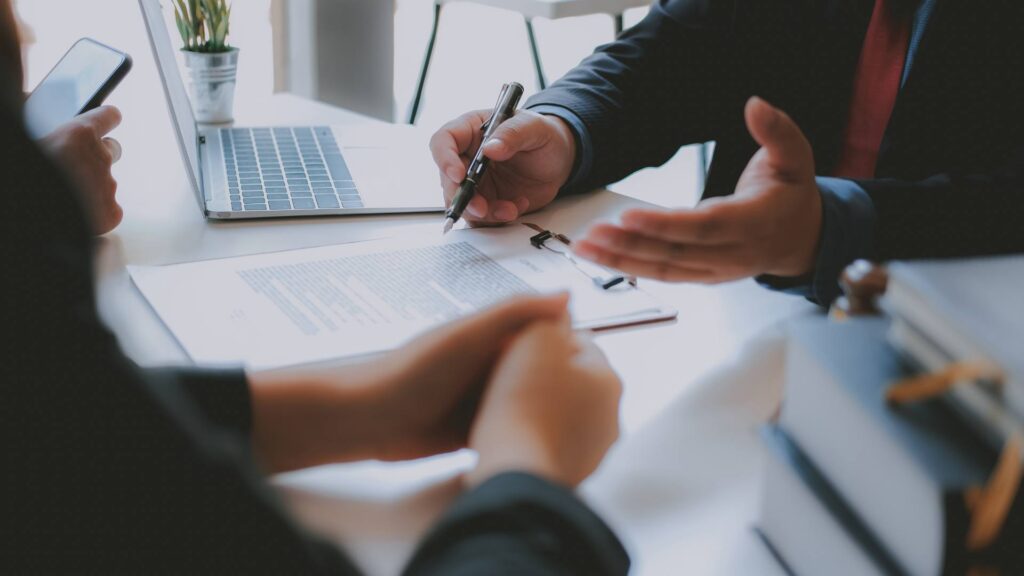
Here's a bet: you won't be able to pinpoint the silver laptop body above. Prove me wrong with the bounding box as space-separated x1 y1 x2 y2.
140 0 443 219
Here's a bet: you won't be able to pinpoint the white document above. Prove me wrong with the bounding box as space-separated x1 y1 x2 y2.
130 226 676 370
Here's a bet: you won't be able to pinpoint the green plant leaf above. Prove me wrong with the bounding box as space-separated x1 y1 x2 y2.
173 5 188 48
176 16 191 49
176 0 232 53
173 0 189 21
173 0 192 49
215 18 228 50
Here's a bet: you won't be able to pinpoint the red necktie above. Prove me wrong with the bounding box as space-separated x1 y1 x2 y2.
833 0 912 179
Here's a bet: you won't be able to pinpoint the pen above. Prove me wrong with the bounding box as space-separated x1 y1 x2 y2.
443 82 525 234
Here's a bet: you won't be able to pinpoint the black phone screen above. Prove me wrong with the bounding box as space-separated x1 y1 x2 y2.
24 38 129 139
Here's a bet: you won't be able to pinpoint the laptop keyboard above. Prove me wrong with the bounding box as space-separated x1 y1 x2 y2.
220 127 363 212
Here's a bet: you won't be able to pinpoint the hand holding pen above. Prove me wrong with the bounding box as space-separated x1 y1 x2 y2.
430 84 578 230
442 82 523 233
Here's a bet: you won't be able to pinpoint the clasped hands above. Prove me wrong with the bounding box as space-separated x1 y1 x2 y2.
249 293 622 489
431 96 824 283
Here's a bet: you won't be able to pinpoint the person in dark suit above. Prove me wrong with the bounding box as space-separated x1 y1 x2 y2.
431 0 1024 305
0 4 628 573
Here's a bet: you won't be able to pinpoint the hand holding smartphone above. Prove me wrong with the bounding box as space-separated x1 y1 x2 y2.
24 38 131 139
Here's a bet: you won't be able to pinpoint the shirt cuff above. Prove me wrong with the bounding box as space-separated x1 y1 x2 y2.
526 103 593 193
757 177 877 306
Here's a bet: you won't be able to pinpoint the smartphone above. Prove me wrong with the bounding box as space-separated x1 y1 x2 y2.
23 38 132 139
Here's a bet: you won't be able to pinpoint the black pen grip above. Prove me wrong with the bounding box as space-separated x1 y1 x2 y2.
447 179 477 221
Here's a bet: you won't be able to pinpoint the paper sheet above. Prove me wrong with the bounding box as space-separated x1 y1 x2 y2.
130 226 675 369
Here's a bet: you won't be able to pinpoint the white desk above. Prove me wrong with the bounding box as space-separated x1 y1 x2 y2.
94 11 818 575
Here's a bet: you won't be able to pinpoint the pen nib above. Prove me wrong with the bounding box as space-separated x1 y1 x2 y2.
442 218 455 235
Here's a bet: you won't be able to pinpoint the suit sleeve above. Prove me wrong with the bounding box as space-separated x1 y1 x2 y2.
404 473 630 576
757 177 877 306
525 0 744 194
758 150 1024 306
856 158 1024 262
1 96 361 575
147 367 252 436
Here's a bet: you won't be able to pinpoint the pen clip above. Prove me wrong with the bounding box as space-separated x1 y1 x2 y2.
481 83 512 133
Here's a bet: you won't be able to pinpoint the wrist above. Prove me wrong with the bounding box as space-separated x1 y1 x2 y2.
766 182 823 278
527 104 591 192
468 426 570 490
248 368 377 472
544 114 578 190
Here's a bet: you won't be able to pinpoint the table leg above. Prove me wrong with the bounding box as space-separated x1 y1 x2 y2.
614 13 624 36
409 3 443 124
525 17 547 90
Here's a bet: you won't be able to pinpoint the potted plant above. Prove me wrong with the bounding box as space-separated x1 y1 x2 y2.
174 0 237 123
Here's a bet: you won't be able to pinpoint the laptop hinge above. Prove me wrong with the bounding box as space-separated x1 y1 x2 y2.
196 134 208 204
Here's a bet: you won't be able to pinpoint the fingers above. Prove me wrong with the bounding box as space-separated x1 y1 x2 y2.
618 202 752 245
472 292 570 334
480 110 552 162
581 222 750 270
466 195 489 219
551 311 577 354
489 198 519 222
436 293 571 355
102 138 122 163
744 97 813 181
77 105 123 137
573 332 614 374
513 197 530 214
432 111 502 222
573 239 723 283
440 179 492 221
95 200 124 235
508 313 575 355
581 98 813 283
441 180 517 225
430 110 489 184
432 109 563 227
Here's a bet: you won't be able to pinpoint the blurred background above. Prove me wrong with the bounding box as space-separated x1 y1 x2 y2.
14 0 702 208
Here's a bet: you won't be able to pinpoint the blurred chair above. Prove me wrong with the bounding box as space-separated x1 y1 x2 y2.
408 0 652 124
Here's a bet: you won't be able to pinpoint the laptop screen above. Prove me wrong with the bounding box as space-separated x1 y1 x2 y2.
138 0 202 200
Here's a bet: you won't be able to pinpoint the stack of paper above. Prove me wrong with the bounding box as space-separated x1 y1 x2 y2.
130 226 676 370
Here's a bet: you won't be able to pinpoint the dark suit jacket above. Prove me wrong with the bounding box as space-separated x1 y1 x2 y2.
527 0 1024 263
0 82 628 574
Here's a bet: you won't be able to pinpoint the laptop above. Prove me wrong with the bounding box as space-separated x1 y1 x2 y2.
139 0 443 219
